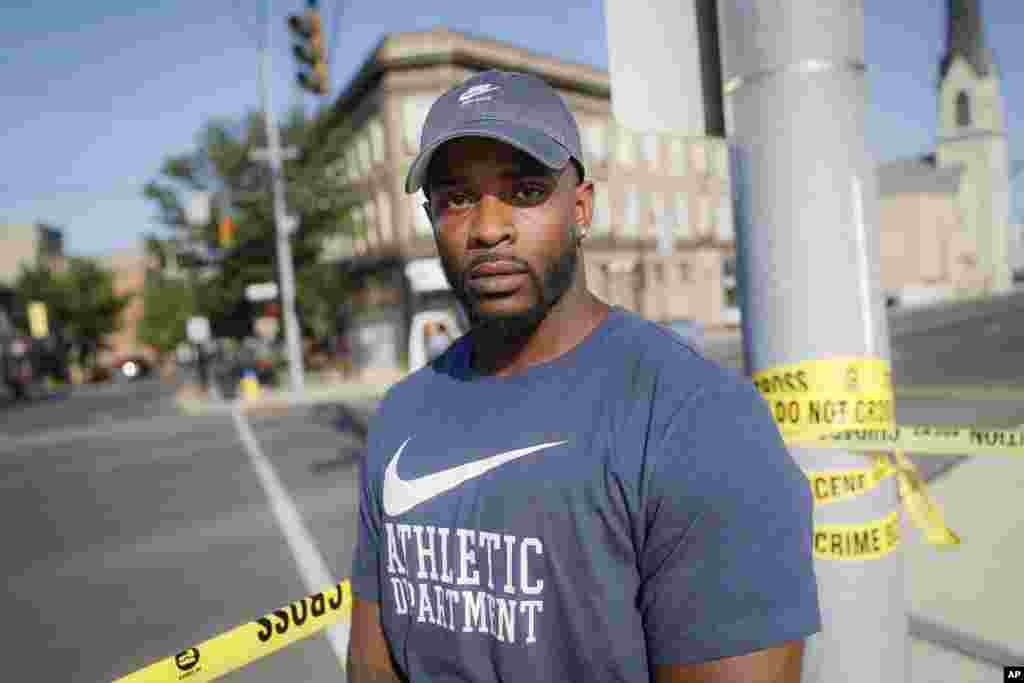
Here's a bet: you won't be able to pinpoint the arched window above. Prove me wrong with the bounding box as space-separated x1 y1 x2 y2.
956 91 971 127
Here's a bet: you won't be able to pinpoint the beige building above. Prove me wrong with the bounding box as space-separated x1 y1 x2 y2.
317 0 1013 372
0 223 65 286
876 158 986 306
877 0 1014 306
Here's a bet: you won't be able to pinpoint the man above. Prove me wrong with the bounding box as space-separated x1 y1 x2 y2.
349 70 820 682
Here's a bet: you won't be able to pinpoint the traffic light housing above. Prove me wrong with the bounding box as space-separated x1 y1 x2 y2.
218 215 237 248
288 0 328 96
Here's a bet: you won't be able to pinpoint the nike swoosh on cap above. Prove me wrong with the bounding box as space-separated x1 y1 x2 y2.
382 437 567 517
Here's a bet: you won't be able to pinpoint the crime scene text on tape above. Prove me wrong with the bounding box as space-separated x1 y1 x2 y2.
752 356 1024 457
806 455 893 506
112 581 351 683
813 510 901 561
753 356 962 555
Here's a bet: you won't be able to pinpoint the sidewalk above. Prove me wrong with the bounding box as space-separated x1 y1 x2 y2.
174 368 403 417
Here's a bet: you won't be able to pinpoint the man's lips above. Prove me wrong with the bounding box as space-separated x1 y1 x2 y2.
468 261 529 279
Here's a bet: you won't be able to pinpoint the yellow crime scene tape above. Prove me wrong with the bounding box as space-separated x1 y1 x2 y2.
750 355 1024 560
116 355 1019 682
112 581 351 683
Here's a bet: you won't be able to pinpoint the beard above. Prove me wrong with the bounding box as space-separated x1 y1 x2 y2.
439 223 580 345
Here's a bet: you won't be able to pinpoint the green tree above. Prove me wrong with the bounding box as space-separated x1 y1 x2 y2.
142 107 361 341
13 258 132 370
137 274 195 366
10 263 62 333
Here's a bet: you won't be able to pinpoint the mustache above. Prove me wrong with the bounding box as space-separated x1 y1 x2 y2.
464 253 532 281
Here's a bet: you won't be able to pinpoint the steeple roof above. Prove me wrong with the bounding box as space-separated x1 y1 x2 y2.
940 0 995 79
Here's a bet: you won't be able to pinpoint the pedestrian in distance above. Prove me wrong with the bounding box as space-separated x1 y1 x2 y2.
424 321 455 364
348 69 820 683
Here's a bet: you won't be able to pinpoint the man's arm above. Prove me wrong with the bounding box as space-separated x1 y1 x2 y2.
654 640 804 683
347 597 407 683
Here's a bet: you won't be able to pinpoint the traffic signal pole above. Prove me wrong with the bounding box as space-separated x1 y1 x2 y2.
717 2 906 681
259 0 305 393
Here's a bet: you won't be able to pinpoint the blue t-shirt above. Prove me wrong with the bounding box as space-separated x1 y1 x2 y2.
352 305 820 681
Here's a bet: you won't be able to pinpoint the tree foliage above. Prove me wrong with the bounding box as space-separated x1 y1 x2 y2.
13 258 132 368
142 107 361 340
137 274 195 357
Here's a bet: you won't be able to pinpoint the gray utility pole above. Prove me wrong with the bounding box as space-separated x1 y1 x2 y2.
256 0 305 393
718 2 905 682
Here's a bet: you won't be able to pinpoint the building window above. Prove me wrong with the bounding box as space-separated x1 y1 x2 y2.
376 191 392 243
641 132 660 170
581 121 607 166
621 187 641 238
368 117 385 164
615 127 636 168
696 194 713 237
674 192 691 240
402 95 434 154
358 133 372 177
956 91 971 127
715 199 735 242
710 139 728 179
669 137 687 176
591 181 611 235
690 141 708 174
723 254 738 309
654 192 673 254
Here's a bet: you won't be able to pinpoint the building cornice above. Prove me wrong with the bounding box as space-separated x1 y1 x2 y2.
937 129 1007 144
323 28 610 132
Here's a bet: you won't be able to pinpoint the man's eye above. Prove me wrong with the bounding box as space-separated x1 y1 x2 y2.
509 185 549 203
443 193 476 210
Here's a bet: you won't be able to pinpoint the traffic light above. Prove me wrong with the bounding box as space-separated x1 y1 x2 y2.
218 215 237 248
288 0 328 96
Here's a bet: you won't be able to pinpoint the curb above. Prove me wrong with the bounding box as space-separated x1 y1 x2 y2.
175 381 393 417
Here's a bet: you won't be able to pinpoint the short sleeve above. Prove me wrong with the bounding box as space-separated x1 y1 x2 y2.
639 378 821 666
351 440 383 602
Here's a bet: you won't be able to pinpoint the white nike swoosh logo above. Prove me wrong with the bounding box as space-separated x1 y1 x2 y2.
382 438 567 517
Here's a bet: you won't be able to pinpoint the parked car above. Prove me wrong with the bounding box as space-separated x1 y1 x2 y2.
4 334 37 398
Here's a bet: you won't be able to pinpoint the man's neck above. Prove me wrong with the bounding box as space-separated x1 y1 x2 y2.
470 293 610 378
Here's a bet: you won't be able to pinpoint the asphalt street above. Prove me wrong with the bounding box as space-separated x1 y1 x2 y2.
2 294 1023 683
2 379 366 683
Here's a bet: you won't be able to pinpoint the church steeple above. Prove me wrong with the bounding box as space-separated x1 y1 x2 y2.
940 0 995 79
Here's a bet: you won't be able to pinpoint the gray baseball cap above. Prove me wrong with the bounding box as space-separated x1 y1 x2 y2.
404 69 584 194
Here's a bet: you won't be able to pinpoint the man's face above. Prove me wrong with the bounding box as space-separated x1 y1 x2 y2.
424 137 590 338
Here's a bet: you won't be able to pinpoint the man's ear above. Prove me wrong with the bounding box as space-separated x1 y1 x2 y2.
574 180 595 229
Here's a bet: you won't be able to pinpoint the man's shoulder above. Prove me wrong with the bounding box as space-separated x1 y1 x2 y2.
603 307 749 404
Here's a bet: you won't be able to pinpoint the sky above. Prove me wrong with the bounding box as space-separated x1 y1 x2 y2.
2 0 1023 257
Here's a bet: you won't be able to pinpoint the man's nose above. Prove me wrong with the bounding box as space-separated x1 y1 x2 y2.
469 193 514 247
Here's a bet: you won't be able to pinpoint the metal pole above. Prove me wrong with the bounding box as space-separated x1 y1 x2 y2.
718 2 905 681
260 0 305 393
604 0 706 135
